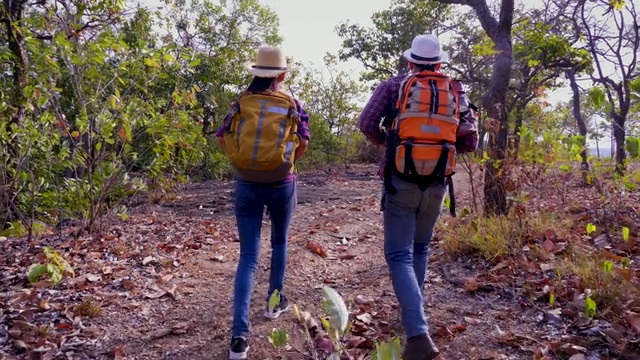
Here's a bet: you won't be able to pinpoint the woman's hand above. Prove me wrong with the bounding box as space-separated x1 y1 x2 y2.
217 136 226 151
294 138 309 161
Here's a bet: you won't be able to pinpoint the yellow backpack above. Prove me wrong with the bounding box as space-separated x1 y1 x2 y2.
222 90 301 182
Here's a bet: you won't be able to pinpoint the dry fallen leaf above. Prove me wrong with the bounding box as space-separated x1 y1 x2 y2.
454 323 468 332
142 256 156 265
121 279 136 290
355 313 372 324
144 290 167 299
167 284 182 301
625 311 640 334
86 274 102 282
305 241 327 258
464 316 481 325
542 239 556 252
354 295 374 305
491 325 506 338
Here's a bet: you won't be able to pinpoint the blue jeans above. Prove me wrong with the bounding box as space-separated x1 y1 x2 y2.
382 175 446 338
231 178 296 337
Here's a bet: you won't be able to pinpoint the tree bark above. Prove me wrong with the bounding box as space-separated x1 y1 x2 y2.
1 0 28 226
437 0 514 215
613 114 626 172
566 67 590 183
481 21 513 216
2 0 28 128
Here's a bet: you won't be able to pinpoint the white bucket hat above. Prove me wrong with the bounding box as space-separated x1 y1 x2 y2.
403 34 449 65
245 46 288 78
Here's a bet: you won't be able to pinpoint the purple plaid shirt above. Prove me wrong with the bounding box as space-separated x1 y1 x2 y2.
216 93 311 182
358 74 406 177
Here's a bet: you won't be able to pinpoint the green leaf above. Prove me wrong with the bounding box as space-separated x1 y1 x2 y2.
549 293 556 308
609 0 626 10
268 289 280 312
622 258 631 268
630 77 640 98
586 223 597 235
144 58 161 68
588 87 606 109
371 338 403 360
470 220 479 233
622 227 630 242
603 260 613 273
321 286 349 333
27 264 49 283
584 296 597 318
267 328 289 348
47 264 63 284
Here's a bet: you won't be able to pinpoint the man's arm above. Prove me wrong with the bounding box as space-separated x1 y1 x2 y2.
358 81 390 146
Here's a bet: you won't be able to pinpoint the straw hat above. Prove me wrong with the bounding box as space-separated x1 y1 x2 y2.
245 46 288 78
403 34 449 65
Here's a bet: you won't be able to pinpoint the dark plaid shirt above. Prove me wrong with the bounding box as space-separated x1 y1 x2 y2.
358 74 407 177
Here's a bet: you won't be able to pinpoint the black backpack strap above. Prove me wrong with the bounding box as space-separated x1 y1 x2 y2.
404 138 418 176
384 131 398 195
433 142 450 185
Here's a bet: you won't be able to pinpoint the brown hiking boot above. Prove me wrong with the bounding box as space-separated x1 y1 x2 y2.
402 333 440 360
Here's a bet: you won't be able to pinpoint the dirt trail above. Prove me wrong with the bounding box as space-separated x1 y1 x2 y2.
1 165 593 360
91 165 547 360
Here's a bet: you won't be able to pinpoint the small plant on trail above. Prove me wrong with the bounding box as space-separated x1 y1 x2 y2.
321 286 350 359
584 296 597 319
27 246 74 285
267 328 289 350
622 226 630 242
586 223 597 236
371 337 403 360
266 290 290 353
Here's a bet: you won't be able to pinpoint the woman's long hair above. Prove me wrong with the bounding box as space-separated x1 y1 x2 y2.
247 76 276 92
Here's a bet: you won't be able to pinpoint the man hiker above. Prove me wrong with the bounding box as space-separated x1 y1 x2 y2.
358 33 478 360
216 45 311 360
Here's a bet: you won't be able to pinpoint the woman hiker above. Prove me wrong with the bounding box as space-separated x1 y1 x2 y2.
216 45 310 360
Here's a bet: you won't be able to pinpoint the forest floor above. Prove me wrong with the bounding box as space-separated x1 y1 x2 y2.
1 164 640 360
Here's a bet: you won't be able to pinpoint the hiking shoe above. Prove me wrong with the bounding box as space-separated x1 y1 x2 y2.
403 333 440 360
264 292 289 319
228 336 249 360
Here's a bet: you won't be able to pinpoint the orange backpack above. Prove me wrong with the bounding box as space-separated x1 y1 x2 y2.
386 70 460 185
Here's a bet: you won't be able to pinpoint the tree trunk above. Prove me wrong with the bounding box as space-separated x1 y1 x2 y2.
613 114 626 173
482 35 512 216
566 68 589 183
1 0 28 227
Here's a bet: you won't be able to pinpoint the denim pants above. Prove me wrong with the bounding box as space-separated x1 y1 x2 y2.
382 175 446 338
231 178 296 337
